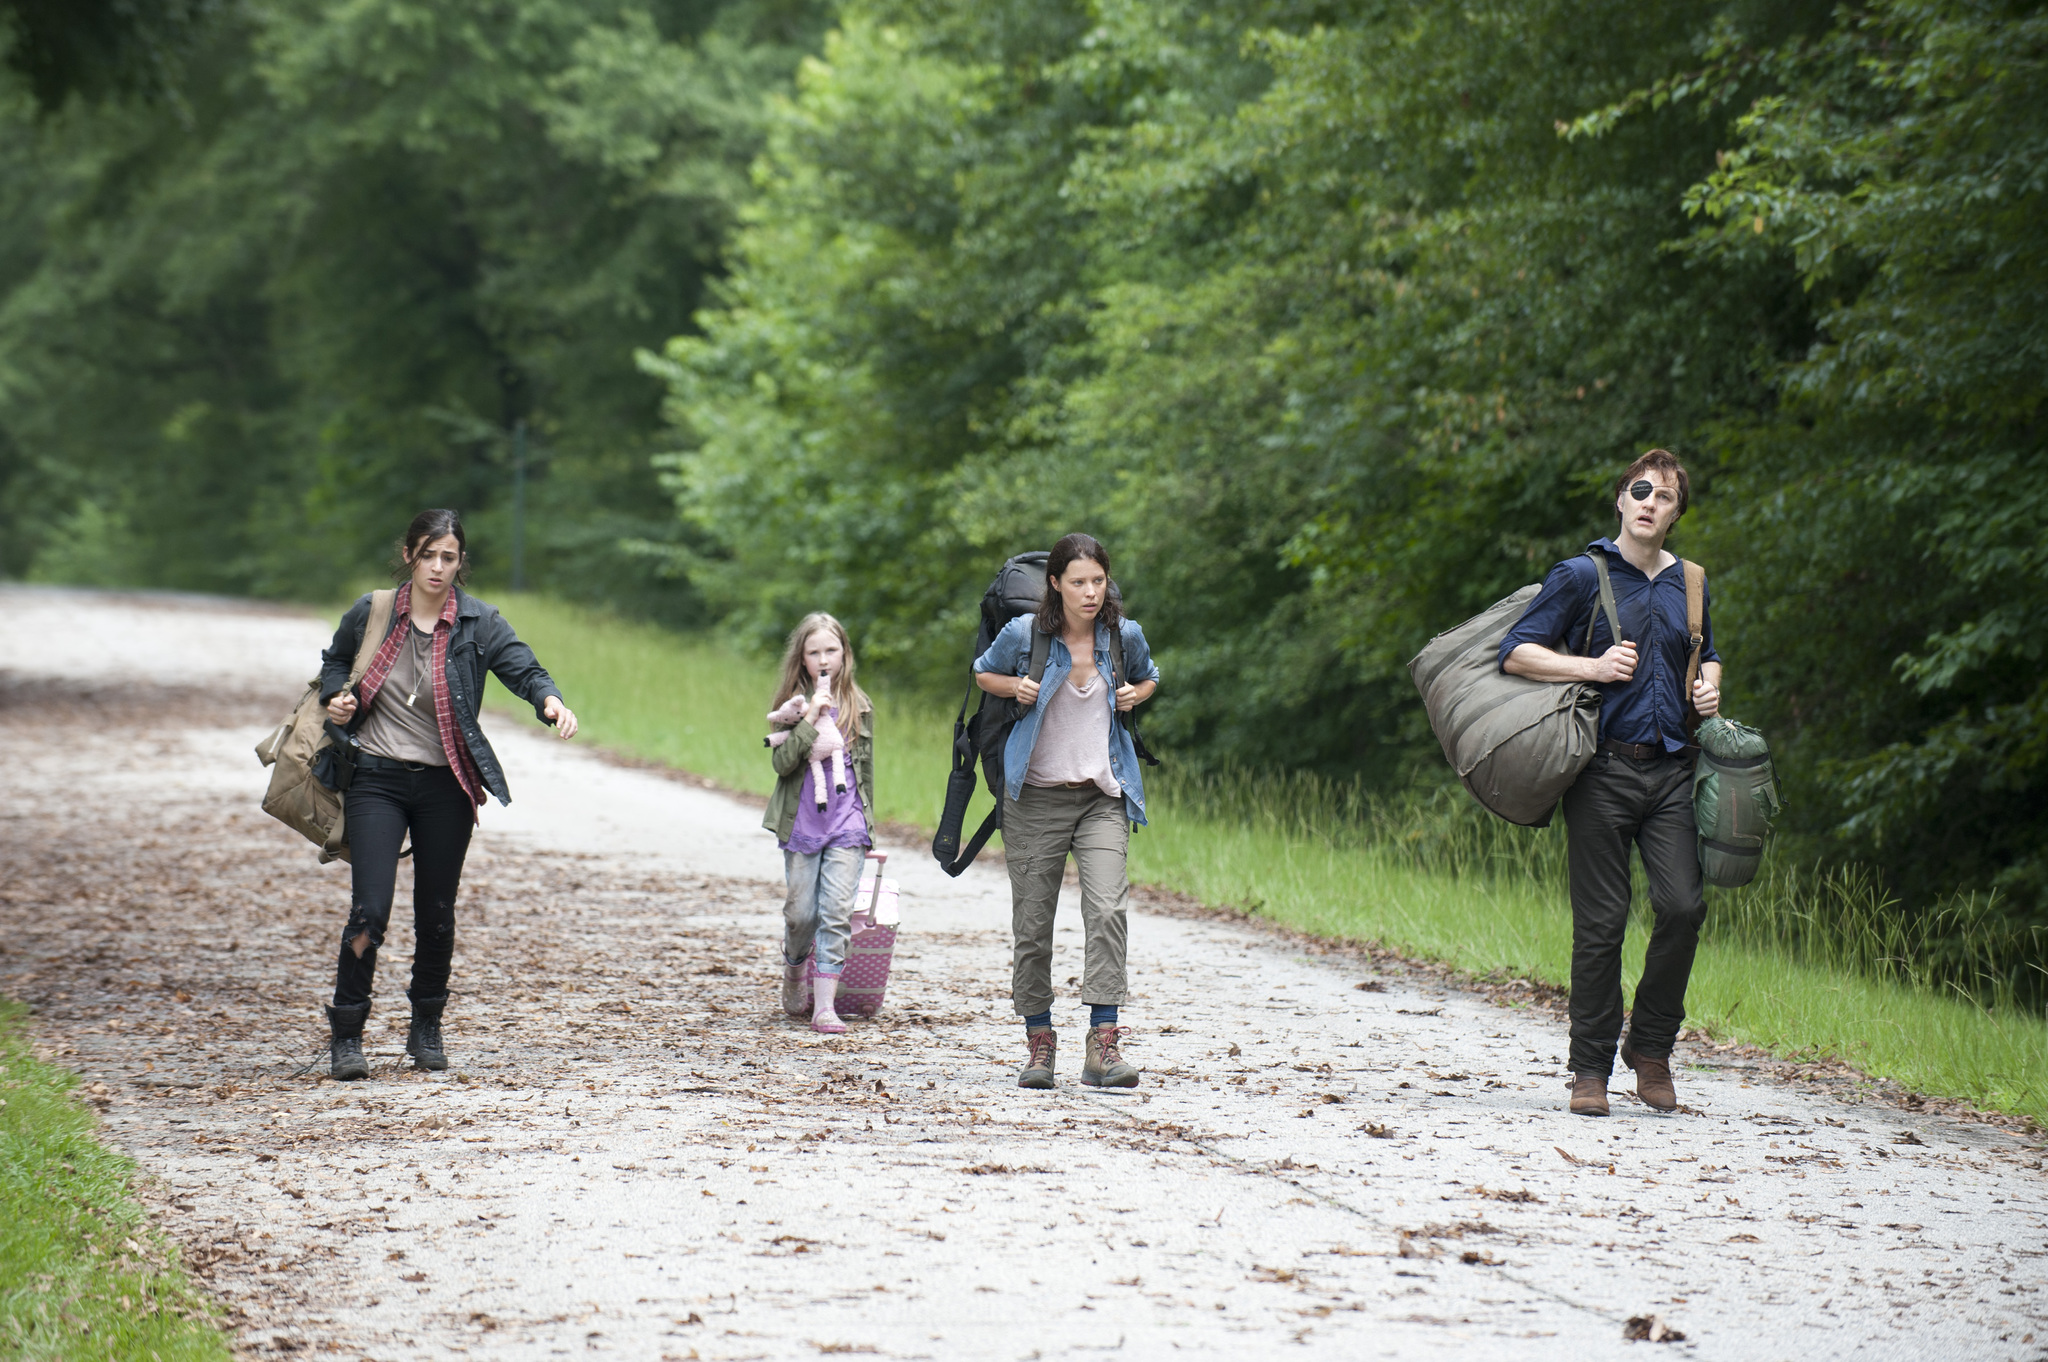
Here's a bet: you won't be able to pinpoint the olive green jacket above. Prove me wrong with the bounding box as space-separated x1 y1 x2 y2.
763 702 875 846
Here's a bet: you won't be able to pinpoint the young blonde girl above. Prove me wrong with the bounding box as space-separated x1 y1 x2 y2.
762 613 875 1034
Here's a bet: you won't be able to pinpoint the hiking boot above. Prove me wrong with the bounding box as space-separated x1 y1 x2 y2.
326 1003 371 1082
1620 1037 1678 1112
406 995 448 1072
1568 1073 1609 1116
1080 1025 1139 1089
1018 1027 1057 1090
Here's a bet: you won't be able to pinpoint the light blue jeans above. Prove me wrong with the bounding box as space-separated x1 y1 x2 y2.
782 845 866 977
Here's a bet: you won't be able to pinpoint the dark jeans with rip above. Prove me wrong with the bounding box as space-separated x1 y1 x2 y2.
332 765 474 1009
1561 748 1707 1076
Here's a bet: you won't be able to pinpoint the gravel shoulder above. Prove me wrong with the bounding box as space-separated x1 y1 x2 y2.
1 584 2043 1361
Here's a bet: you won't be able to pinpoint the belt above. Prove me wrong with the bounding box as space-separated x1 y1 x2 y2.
1599 738 1669 761
355 751 443 774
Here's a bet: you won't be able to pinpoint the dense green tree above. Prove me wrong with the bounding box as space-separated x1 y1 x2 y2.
5 0 2040 934
0 0 214 108
648 0 2047 933
1654 0 2048 916
0 0 826 613
650 0 1822 754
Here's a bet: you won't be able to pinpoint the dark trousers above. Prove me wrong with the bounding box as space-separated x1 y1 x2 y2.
1560 749 1706 1075
332 765 474 1009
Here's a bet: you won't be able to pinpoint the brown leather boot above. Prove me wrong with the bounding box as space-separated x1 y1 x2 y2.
1568 1073 1610 1116
1621 1039 1678 1111
1080 1025 1139 1088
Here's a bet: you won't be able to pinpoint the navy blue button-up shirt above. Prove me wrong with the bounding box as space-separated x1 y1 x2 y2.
1497 538 1719 752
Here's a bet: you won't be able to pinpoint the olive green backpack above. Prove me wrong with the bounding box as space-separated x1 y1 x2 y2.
1693 715 1781 888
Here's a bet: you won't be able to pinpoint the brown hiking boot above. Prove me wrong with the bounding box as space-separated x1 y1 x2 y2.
1018 1027 1057 1089
1621 1038 1679 1111
1081 1025 1139 1089
1568 1073 1610 1116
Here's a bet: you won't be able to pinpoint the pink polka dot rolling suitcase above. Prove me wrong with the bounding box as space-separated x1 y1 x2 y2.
835 851 900 1018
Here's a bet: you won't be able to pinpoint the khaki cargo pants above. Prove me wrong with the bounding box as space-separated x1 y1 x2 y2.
1002 784 1130 1016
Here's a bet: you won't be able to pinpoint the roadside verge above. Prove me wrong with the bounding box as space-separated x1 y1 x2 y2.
0 998 228 1360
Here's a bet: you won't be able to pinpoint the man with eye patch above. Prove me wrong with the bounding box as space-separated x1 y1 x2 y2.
1499 449 1723 1118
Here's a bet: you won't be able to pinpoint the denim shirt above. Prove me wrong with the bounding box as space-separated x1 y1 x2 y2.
973 616 1161 825
1497 538 1720 753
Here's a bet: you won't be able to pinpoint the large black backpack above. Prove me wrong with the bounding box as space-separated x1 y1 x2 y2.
931 551 1158 877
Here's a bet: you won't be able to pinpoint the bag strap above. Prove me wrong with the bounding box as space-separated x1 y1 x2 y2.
1582 551 1624 654
350 589 396 685
1027 624 1051 683
1103 621 1161 769
943 806 1003 878
1682 560 1706 732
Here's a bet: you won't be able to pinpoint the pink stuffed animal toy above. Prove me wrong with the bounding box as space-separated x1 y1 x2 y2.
765 676 848 810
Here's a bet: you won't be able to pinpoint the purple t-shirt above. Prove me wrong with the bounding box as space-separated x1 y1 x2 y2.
782 709 871 853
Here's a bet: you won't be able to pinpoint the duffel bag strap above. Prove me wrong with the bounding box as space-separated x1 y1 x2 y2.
1583 551 1624 653
351 589 396 685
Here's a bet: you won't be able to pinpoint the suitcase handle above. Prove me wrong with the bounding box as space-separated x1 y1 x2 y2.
864 850 888 910
854 849 889 929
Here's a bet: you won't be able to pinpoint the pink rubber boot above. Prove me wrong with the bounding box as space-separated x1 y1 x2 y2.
810 972 847 1034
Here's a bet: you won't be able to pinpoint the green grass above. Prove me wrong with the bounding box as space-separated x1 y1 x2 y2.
480 592 980 832
0 998 229 1361
483 592 2048 1123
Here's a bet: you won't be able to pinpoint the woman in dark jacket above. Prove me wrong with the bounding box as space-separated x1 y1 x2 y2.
316 509 577 1080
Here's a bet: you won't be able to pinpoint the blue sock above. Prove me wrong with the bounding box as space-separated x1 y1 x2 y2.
1023 1010 1053 1030
1089 1004 1118 1028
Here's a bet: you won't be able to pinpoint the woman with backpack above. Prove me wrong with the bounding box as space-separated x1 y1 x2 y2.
973 533 1159 1090
317 509 577 1081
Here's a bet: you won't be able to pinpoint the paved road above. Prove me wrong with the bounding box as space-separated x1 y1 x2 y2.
0 585 2043 1361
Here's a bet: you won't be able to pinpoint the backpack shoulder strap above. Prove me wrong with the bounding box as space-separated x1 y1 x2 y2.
350 589 396 684
1683 560 1704 648
1581 551 1623 653
1027 623 1051 683
1682 560 1706 726
1104 620 1160 767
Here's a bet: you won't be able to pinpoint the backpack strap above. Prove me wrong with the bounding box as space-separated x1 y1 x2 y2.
1027 624 1051 683
1682 560 1706 733
1104 620 1160 769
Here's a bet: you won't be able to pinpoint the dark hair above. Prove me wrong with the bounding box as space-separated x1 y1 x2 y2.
392 508 471 585
1615 449 1691 521
1035 532 1124 635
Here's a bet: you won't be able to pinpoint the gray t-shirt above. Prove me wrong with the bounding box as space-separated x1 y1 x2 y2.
355 622 447 766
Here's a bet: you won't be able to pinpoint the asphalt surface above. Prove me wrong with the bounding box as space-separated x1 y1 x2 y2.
0 584 2043 1361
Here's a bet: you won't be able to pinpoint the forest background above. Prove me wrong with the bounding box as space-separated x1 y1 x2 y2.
1 0 2043 988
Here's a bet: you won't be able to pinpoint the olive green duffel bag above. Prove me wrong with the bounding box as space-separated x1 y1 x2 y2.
1693 715 1781 888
